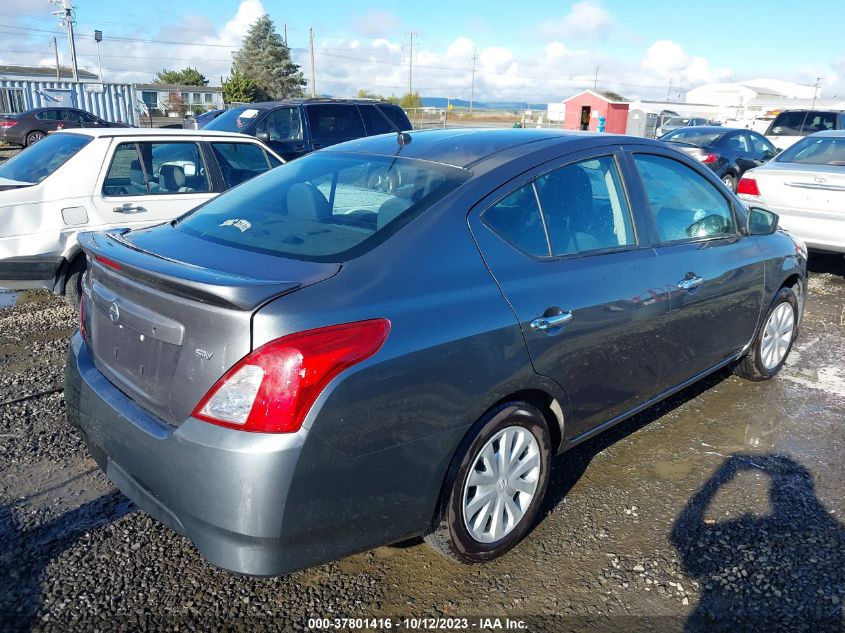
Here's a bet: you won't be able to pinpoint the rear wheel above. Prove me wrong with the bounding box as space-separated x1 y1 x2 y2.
425 402 551 563
63 256 87 309
26 130 45 146
721 173 736 192
733 287 798 381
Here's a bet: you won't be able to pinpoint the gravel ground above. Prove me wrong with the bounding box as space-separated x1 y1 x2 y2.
1 256 844 632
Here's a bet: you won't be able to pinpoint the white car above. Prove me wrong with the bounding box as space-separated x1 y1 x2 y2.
737 130 845 253
0 128 283 304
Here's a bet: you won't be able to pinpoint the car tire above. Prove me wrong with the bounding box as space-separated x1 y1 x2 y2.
424 401 552 564
63 256 86 309
733 287 798 381
26 131 45 146
722 173 737 192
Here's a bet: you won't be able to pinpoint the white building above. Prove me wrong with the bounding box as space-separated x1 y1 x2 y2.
136 83 224 116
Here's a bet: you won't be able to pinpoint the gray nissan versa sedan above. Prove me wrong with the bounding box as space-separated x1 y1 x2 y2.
65 128 808 576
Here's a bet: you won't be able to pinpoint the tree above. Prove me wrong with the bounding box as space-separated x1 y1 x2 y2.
154 67 209 86
222 70 256 104
399 92 423 109
160 91 185 116
232 15 306 100
357 88 400 105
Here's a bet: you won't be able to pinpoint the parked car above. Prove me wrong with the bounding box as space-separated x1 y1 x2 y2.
204 98 412 161
658 126 779 191
737 129 845 253
66 128 807 577
0 107 131 147
183 109 225 130
655 116 710 138
0 128 283 305
764 109 844 151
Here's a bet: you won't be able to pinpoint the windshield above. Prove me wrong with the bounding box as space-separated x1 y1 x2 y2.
776 136 845 166
175 151 470 262
662 129 723 146
0 132 92 184
203 107 260 132
665 117 691 126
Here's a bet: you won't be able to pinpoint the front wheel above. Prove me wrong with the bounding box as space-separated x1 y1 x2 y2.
26 130 45 146
424 402 551 564
733 287 798 381
722 173 737 192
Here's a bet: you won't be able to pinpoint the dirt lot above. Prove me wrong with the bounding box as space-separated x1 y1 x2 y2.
0 256 843 632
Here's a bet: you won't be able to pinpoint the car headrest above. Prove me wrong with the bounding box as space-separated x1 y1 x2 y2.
159 164 186 190
377 197 413 229
286 182 331 221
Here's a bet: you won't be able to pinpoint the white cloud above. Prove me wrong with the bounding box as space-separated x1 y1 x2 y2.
641 40 733 85
539 1 614 40
349 10 402 39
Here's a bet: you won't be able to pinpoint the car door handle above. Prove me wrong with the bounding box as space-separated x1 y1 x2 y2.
312 142 323 150
530 312 573 332
113 205 147 214
293 143 306 151
677 275 704 290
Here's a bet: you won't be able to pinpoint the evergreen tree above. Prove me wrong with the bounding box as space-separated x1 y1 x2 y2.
232 15 306 100
222 70 256 104
154 67 208 86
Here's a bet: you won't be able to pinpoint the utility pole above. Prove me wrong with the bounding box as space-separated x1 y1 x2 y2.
470 50 478 114
309 28 317 97
593 66 598 91
52 37 60 80
51 0 78 82
94 30 103 82
811 76 821 110
406 32 416 95
666 78 673 102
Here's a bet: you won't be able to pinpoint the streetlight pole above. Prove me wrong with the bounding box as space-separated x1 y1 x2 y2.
94 30 103 82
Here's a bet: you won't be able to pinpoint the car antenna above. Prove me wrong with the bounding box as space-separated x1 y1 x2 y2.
373 104 412 148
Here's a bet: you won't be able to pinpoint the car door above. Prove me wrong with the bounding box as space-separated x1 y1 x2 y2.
747 132 777 165
35 110 65 133
626 148 765 388
469 149 672 440
253 106 307 160
207 140 282 189
304 103 366 151
92 139 217 229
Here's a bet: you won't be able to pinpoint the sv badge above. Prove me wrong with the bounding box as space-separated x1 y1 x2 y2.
195 349 215 361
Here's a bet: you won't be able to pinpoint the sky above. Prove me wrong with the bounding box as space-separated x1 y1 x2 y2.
1 0 843 103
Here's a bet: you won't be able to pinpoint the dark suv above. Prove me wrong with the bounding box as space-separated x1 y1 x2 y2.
204 99 412 161
765 109 844 150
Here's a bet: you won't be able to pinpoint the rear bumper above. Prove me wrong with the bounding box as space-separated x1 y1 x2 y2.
0 255 63 289
66 332 311 576
65 332 454 575
775 211 845 253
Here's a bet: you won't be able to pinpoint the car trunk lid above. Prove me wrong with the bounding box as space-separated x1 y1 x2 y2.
78 227 340 426
754 163 845 215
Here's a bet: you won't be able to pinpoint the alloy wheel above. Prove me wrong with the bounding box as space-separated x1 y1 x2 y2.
761 302 794 370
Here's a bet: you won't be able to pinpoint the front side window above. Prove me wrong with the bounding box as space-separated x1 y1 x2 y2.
210 142 273 188
482 183 549 257
255 107 303 141
174 152 468 261
634 154 736 242
748 132 776 156
0 132 91 185
537 156 635 256
306 104 365 141
102 142 209 196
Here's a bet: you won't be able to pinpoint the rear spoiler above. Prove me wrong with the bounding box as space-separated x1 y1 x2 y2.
78 230 301 311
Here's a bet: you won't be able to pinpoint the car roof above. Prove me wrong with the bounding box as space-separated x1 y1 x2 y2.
58 127 260 140
230 98 399 110
666 126 731 134
807 129 845 138
325 128 662 169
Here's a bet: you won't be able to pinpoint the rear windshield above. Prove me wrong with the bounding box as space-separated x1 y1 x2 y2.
662 129 723 146
776 136 845 166
204 106 261 132
0 132 91 184
665 117 691 126
175 152 469 261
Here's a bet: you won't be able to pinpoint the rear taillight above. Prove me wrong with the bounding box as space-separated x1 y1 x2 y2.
0 121 16 128
700 153 719 164
192 319 391 433
94 254 121 270
79 293 87 341
737 176 761 196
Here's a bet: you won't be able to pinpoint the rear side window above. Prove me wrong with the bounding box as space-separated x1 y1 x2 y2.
0 132 91 184
103 142 210 196
306 104 365 141
211 142 274 188
634 154 736 242
377 105 411 131
802 111 837 134
358 105 393 135
767 112 806 136
483 183 549 257
36 110 60 121
175 152 469 261
537 156 635 256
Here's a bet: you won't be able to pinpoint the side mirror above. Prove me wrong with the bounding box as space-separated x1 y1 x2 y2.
255 131 270 142
747 207 779 235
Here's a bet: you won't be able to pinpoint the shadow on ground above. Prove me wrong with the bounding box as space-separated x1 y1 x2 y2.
0 492 134 632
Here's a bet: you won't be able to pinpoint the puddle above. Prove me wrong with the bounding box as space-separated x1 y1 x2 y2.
0 291 19 308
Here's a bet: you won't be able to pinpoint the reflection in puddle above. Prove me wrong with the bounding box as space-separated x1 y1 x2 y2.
0 291 19 308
